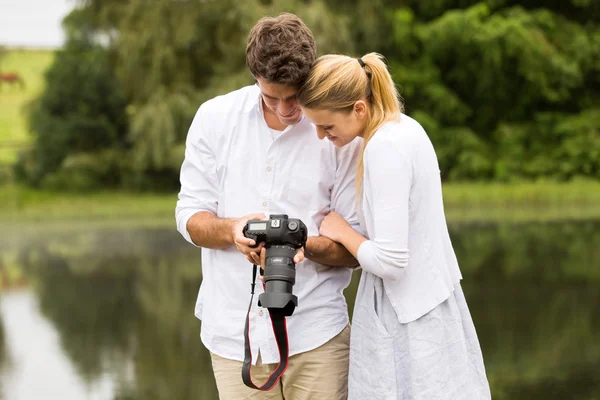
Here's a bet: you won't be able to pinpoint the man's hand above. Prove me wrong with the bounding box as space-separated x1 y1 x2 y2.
232 213 267 264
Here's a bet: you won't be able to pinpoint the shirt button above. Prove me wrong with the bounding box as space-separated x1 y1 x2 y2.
262 201 268 207
259 310 264 316
266 166 272 172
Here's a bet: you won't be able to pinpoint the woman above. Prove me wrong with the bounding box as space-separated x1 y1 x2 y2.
296 53 491 399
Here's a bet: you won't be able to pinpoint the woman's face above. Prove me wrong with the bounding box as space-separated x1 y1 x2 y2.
301 102 368 147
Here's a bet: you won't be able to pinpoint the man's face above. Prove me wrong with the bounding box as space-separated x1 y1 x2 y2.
256 77 302 126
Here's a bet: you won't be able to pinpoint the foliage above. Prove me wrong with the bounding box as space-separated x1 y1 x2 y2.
14 36 127 189
14 0 600 190
383 3 600 180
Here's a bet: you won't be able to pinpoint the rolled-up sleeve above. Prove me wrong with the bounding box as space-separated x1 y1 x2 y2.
175 105 219 246
357 138 411 281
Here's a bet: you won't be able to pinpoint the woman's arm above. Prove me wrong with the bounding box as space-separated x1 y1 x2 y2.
318 212 367 260
355 136 411 281
317 134 412 280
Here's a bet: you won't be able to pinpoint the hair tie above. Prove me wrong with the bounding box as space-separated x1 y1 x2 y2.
357 58 366 68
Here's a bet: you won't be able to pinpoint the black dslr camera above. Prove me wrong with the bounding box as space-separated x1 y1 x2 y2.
243 214 307 316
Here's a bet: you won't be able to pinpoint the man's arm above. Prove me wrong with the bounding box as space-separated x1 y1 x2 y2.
186 212 236 249
305 235 358 268
176 104 223 246
187 211 268 260
175 104 267 259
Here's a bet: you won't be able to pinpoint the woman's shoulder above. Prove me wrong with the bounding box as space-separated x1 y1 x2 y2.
378 114 426 139
367 114 427 154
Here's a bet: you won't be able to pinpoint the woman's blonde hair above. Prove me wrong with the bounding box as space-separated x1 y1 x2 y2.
297 53 403 192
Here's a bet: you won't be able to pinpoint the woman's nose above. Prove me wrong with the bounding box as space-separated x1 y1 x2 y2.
316 126 327 139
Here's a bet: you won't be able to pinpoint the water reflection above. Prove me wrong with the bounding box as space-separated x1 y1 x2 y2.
1 291 116 399
0 220 598 399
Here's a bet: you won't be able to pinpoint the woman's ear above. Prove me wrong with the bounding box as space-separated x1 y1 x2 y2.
354 100 367 119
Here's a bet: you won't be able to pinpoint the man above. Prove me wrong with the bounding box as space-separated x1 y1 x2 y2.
175 13 361 399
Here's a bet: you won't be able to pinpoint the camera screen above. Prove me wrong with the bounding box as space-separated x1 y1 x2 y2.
248 222 267 231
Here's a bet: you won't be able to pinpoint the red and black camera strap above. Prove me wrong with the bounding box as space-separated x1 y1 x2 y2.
241 264 290 391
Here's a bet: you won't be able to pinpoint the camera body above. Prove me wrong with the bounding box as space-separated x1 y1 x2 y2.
243 214 307 316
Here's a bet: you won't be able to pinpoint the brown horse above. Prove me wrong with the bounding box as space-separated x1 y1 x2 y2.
0 72 26 90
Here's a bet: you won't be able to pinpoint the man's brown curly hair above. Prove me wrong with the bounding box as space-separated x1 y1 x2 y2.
246 13 317 87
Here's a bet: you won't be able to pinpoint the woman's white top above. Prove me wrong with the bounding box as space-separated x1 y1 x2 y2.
356 115 463 323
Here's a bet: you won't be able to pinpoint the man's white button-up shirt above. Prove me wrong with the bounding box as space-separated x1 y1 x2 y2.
176 85 361 364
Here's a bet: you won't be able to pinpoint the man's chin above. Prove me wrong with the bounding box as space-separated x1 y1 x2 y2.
278 112 302 125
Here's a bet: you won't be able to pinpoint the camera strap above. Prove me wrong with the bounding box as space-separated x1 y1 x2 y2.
242 264 290 391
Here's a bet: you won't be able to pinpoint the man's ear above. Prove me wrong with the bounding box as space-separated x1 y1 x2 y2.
354 100 367 119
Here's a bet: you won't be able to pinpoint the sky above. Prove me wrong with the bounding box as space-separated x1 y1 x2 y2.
0 0 77 48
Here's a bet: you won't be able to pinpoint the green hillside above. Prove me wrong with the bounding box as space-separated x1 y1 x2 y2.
0 49 55 165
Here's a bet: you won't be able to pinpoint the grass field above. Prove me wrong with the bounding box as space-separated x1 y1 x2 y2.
1 180 600 225
0 49 55 164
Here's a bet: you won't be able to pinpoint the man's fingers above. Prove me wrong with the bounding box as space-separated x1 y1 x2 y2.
250 252 261 265
260 248 266 269
236 236 256 247
293 247 305 264
246 252 261 265
237 242 265 256
250 213 268 221
245 243 264 254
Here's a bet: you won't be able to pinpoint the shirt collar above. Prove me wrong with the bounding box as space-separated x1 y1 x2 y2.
243 84 262 113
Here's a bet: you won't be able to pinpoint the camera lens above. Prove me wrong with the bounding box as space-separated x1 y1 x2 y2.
259 244 298 316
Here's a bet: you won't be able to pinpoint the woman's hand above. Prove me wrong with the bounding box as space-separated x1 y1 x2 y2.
319 211 352 244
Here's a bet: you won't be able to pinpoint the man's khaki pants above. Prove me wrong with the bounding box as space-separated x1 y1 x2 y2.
210 324 350 400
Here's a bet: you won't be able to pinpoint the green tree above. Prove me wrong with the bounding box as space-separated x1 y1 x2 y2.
384 2 600 180
14 19 128 189
59 0 354 190
18 0 600 188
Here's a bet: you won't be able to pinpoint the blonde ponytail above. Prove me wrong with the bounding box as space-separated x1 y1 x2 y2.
356 53 403 192
297 53 403 193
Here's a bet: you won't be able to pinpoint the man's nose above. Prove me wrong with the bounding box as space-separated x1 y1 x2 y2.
279 99 297 114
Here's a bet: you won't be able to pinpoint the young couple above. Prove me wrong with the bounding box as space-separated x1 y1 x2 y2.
176 12 491 400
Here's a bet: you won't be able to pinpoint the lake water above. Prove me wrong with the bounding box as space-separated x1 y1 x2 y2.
0 220 599 399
